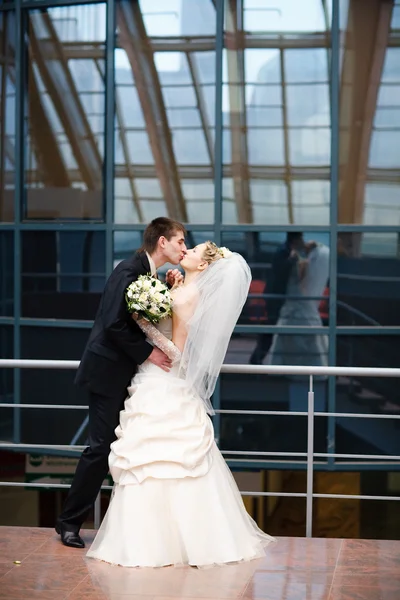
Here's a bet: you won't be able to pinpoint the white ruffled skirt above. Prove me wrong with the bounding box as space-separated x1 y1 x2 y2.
86 363 275 568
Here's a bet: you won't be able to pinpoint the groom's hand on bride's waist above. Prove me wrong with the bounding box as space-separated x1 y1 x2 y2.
148 347 172 372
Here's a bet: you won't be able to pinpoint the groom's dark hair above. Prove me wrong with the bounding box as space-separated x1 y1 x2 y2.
141 217 186 254
286 232 303 245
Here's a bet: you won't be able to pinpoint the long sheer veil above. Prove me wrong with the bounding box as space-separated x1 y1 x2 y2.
177 252 251 414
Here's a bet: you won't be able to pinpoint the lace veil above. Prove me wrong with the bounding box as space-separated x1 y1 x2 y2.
174 252 251 414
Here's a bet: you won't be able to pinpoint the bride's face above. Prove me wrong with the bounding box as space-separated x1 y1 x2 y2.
180 243 208 273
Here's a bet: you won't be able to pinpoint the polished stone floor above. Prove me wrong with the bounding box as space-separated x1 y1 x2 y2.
0 527 399 599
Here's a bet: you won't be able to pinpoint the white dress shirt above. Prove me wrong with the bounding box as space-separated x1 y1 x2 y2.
146 252 157 278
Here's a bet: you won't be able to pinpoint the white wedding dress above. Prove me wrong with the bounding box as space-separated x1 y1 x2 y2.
86 318 275 568
267 244 329 372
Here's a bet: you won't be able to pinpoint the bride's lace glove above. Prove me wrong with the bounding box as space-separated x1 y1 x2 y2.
133 316 181 364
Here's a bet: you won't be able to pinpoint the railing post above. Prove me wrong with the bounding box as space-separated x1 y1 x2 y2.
94 492 101 529
306 375 314 538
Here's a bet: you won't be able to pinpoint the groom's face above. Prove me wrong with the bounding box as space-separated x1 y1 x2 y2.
162 230 187 265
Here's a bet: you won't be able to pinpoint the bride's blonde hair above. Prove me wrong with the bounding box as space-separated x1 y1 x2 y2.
202 241 223 265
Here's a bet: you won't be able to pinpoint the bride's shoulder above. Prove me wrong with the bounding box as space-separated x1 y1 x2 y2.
172 283 198 303
172 284 199 320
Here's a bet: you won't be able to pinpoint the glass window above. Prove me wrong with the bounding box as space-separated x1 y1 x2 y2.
0 231 13 317
363 184 400 226
114 0 216 224
181 180 215 224
243 49 281 85
114 178 141 224
247 128 285 165
172 129 210 165
245 83 282 109
336 335 400 458
377 84 400 107
24 4 106 221
167 108 202 128
0 12 16 223
223 0 331 225
162 85 198 109
20 327 90 445
284 49 329 84
113 230 143 267
249 180 289 225
243 0 328 33
246 106 283 128
292 181 330 226
289 128 331 166
369 131 400 169
286 84 330 127
337 233 400 327
222 231 330 327
220 334 329 457
140 0 216 37
374 108 400 129
392 3 400 29
226 331 329 371
125 132 155 165
21 231 106 320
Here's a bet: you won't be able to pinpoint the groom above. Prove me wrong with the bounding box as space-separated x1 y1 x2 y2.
56 217 187 548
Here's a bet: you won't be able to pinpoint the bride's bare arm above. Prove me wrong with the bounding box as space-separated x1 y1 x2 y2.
171 286 198 353
172 315 189 353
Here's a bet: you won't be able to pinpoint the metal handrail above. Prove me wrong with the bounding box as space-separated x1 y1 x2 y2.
0 405 399 421
1 359 400 537
1 359 400 378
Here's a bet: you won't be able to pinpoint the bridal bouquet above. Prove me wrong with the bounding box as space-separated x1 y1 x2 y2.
125 275 172 324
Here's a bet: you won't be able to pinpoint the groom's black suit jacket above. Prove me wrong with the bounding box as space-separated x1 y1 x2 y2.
75 251 153 398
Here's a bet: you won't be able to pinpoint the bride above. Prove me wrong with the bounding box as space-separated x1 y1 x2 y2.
266 243 329 372
86 241 275 568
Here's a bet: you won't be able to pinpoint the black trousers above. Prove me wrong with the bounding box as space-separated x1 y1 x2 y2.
57 389 126 532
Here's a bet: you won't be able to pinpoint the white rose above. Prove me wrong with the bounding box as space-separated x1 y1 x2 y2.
139 293 148 304
154 280 164 291
142 279 151 291
219 246 233 258
153 292 164 303
127 290 133 299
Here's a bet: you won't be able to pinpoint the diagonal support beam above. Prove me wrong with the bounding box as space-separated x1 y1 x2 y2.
187 53 214 167
114 90 144 222
29 12 102 191
95 59 144 222
338 0 394 224
28 58 70 188
225 0 253 224
117 1 187 222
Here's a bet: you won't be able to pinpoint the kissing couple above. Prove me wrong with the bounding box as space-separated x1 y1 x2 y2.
56 217 275 568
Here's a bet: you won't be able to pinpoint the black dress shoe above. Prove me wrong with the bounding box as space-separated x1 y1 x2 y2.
56 524 85 549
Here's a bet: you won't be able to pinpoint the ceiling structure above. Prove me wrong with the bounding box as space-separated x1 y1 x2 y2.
0 0 399 225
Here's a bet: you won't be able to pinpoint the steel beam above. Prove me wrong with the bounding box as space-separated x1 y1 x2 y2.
338 0 394 224
117 1 187 221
